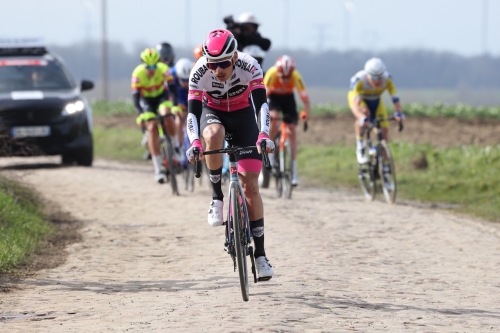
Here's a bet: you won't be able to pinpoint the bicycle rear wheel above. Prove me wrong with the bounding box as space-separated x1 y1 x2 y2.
230 184 249 301
282 139 293 199
377 141 397 204
163 136 179 195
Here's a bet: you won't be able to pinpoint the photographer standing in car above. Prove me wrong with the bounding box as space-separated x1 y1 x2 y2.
223 13 271 66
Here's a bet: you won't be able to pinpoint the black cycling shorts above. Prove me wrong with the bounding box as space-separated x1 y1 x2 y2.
200 106 261 162
140 90 170 113
268 93 298 124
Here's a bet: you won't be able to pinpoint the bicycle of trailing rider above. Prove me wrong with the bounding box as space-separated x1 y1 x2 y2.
193 141 272 302
137 113 180 195
358 116 403 204
272 114 308 199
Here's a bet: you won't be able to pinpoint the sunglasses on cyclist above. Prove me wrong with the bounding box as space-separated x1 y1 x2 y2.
206 60 232 70
145 64 157 70
370 74 383 81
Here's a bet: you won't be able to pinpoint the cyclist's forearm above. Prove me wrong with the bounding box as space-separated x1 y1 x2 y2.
251 88 270 135
168 82 178 106
393 101 402 113
187 99 202 143
132 91 142 114
302 97 311 113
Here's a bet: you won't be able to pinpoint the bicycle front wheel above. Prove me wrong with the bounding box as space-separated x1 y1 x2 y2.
358 151 376 201
163 137 179 195
230 184 249 301
377 141 397 204
282 139 293 199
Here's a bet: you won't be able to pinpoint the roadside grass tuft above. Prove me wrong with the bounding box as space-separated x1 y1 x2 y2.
0 176 52 272
92 100 136 117
298 143 500 221
94 127 144 160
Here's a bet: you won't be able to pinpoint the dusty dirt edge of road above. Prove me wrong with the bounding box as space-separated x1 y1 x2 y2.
0 178 83 291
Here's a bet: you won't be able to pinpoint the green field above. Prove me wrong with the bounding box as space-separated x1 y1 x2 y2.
0 176 52 272
92 123 500 222
298 143 500 221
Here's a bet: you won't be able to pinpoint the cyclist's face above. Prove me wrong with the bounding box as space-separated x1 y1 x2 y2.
208 53 236 82
278 73 291 83
368 75 383 88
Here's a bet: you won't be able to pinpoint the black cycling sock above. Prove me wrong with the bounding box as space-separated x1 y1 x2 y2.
209 167 224 201
251 218 265 258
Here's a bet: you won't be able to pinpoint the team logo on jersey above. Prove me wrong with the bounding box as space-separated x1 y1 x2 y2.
190 64 209 84
252 72 261 78
212 82 224 88
235 59 256 74
230 79 240 86
207 119 221 124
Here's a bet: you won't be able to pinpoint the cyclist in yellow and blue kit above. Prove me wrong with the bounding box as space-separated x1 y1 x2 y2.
348 58 404 184
132 48 177 184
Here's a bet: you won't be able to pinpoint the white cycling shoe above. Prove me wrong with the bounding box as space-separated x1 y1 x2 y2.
291 174 299 186
356 148 369 164
208 200 224 226
155 172 166 184
255 256 274 281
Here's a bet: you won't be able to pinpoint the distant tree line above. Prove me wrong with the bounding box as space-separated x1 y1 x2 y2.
50 42 500 89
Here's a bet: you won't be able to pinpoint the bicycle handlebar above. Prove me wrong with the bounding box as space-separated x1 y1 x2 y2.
201 144 272 171
361 116 404 136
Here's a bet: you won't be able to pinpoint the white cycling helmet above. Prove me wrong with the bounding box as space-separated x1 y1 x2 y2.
242 45 266 59
238 12 260 25
175 58 193 80
364 58 386 78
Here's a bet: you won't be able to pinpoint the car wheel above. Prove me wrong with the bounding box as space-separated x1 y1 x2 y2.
75 143 93 167
61 153 75 165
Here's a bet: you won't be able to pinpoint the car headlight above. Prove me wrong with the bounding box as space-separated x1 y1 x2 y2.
62 100 85 115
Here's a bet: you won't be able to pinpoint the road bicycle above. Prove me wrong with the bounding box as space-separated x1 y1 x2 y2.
182 128 195 192
193 141 272 302
272 115 308 199
358 116 403 204
156 114 180 195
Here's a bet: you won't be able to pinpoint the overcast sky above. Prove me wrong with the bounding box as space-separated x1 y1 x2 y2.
1 0 499 56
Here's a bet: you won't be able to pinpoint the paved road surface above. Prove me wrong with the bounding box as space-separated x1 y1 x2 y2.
1 157 499 332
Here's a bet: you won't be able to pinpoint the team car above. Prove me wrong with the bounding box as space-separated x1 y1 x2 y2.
0 38 94 166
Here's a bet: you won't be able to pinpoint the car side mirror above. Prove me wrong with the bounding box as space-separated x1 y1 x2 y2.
81 80 94 91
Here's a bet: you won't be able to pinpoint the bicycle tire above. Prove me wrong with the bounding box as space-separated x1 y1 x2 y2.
358 143 376 201
163 137 179 195
230 184 249 301
282 139 293 199
377 141 397 204
184 163 195 192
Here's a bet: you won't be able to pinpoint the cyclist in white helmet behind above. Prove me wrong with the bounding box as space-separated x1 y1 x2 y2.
348 58 404 184
186 29 275 281
169 58 194 160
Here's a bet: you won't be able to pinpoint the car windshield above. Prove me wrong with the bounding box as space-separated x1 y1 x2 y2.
0 58 73 92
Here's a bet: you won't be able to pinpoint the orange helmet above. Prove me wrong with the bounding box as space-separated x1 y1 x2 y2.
276 55 295 77
193 45 203 61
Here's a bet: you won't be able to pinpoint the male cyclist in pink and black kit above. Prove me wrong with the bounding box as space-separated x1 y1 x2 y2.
186 29 274 281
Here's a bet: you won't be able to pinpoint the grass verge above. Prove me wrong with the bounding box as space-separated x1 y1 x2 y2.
298 143 500 221
0 176 52 272
93 124 500 221
94 127 144 160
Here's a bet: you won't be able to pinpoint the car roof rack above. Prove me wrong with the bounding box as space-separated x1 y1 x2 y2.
0 38 47 56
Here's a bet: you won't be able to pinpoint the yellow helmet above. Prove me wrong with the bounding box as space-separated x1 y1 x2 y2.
140 48 160 66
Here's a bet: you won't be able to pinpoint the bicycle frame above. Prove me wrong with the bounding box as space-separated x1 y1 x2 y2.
225 153 252 247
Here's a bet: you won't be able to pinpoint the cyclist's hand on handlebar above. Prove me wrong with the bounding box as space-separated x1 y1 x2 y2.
394 111 405 122
256 133 275 154
359 117 370 127
186 139 204 163
299 110 310 122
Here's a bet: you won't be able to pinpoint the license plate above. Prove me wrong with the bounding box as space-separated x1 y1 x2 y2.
11 126 51 138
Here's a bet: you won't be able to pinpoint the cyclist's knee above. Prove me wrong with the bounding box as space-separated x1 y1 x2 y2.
203 124 225 145
239 172 260 196
146 120 158 132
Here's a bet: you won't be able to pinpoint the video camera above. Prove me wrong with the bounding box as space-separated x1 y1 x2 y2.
223 15 240 32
